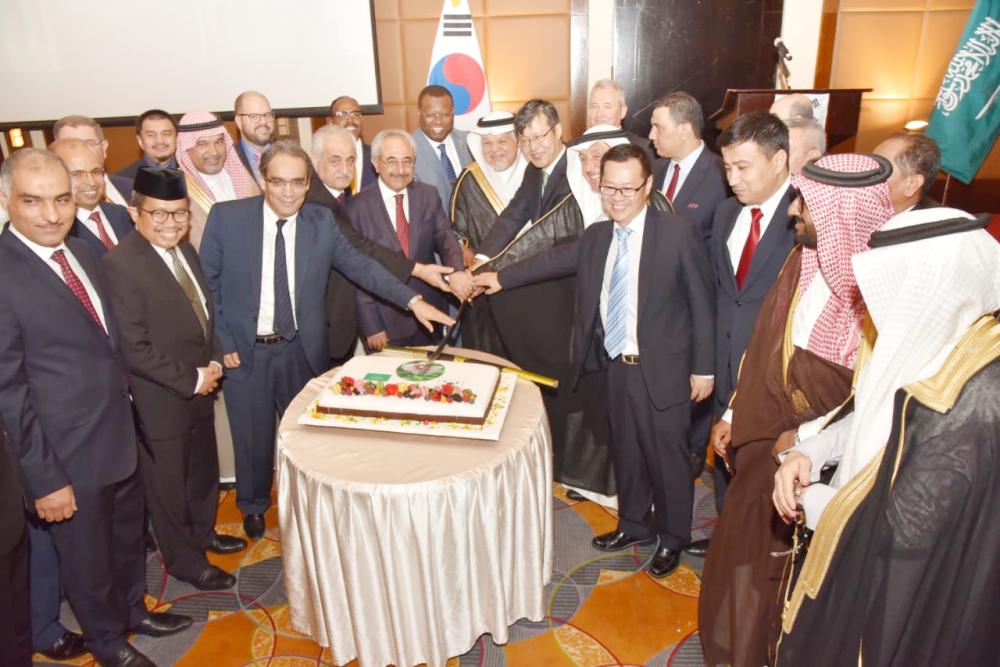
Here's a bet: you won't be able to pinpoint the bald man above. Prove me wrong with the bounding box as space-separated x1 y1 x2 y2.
770 93 815 122
233 90 275 184
785 117 826 175
51 139 134 258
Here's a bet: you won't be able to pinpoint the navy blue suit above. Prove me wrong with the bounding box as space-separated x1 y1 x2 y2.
0 230 147 662
654 147 729 248
68 201 134 259
199 196 417 514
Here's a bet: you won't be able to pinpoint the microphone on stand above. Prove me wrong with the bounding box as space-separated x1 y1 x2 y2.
774 37 792 90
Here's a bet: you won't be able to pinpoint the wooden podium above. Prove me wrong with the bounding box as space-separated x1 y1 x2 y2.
709 88 871 148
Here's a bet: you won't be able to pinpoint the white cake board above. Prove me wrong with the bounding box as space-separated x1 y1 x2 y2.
297 370 518 441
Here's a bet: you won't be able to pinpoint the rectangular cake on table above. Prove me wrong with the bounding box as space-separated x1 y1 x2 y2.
316 355 502 426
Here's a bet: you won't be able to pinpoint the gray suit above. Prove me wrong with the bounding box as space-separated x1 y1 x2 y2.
412 128 473 212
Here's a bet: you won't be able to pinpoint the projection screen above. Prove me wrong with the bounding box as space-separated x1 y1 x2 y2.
0 0 382 128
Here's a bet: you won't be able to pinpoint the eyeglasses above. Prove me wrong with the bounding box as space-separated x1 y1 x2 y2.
333 110 363 120
419 112 454 121
142 208 191 223
236 112 274 123
265 176 309 190
519 126 554 148
70 168 105 180
599 183 646 198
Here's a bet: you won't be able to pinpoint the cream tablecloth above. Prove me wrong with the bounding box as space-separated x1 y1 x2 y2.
276 349 553 667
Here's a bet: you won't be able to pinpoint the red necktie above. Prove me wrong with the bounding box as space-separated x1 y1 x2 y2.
664 163 681 201
51 249 106 333
337 192 346 204
89 211 115 250
394 193 410 258
735 207 763 291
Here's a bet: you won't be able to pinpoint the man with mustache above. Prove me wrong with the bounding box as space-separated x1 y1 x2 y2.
115 110 179 200
328 95 378 193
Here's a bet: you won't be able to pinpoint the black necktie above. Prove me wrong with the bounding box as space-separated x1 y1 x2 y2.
273 219 296 339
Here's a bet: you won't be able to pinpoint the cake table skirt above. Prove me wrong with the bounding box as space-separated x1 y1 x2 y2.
276 349 553 667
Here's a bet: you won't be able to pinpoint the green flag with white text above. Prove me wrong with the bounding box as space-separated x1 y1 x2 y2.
926 1 1000 184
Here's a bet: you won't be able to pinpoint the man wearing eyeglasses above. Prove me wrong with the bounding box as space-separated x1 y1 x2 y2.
52 138 134 259
233 90 276 185
412 85 473 211
474 144 715 578
328 95 378 193
102 168 248 592
199 141 455 540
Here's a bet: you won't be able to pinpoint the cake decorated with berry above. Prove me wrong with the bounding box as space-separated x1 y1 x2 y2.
316 354 502 425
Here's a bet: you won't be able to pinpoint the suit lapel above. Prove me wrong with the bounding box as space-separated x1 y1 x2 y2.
249 206 265 316
637 208 657 325
374 189 405 254
181 242 213 320
742 186 793 293
137 236 205 336
541 152 568 213
583 223 613 331
718 199 740 296
294 208 315 305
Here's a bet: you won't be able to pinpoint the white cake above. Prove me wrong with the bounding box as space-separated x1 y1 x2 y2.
317 355 501 425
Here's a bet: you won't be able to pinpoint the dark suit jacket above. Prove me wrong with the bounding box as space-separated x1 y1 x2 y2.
115 155 179 201
0 230 137 501
0 427 25 553
412 128 473 212
710 188 797 412
359 143 377 191
199 196 417 379
501 207 715 410
101 234 221 440
69 201 134 259
478 150 572 257
305 176 415 359
234 140 264 184
653 147 729 247
347 182 464 341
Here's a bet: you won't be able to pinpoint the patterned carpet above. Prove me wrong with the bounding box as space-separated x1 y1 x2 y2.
33 473 717 667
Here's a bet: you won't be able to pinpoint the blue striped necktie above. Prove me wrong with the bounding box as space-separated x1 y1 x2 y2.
603 226 632 359
438 142 457 181
273 219 296 340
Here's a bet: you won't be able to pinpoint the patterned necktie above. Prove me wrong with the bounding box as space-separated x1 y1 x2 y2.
735 207 763 291
273 219 296 339
394 193 410 258
89 211 115 250
664 163 681 201
603 226 633 359
166 247 209 337
437 143 457 181
51 249 106 333
337 192 346 204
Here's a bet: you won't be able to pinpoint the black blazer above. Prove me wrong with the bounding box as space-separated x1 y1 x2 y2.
101 234 221 440
501 206 715 410
477 150 572 257
69 201 135 259
653 147 729 247
0 427 25 554
233 140 262 184
359 143 378 191
0 230 137 501
710 188 797 412
305 176 415 359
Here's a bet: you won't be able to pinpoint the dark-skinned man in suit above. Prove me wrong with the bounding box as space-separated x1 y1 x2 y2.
200 141 455 541
475 144 715 578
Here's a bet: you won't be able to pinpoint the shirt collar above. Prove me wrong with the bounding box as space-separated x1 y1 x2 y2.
323 183 344 198
240 138 264 158
751 176 792 219
263 200 297 226
77 205 100 220
672 141 705 174
615 205 648 235
8 224 68 261
544 147 566 177
378 177 406 201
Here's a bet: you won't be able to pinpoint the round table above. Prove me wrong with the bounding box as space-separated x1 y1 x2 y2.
276 349 553 667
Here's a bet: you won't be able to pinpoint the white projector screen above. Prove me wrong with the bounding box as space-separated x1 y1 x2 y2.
0 0 382 128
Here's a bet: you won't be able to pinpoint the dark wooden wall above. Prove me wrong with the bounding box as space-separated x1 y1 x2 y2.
613 0 783 148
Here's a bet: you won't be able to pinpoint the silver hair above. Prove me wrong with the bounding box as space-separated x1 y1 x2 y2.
1 148 71 198
787 117 827 155
371 129 416 161
589 78 627 107
311 124 356 159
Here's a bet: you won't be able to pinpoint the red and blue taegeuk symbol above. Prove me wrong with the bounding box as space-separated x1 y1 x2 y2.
429 53 486 115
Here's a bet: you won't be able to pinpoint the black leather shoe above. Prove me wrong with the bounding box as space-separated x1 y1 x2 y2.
243 513 265 540
592 530 657 552
97 643 156 667
40 630 87 660
185 565 236 591
684 538 711 557
648 546 682 578
130 611 193 637
564 489 587 502
208 533 248 554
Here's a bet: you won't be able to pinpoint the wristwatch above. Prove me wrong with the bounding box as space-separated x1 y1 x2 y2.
406 294 424 311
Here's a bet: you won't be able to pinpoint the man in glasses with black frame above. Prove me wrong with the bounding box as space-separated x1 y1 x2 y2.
329 95 378 193
233 90 276 186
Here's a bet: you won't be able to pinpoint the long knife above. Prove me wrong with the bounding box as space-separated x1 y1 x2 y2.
421 299 469 370
386 344 559 388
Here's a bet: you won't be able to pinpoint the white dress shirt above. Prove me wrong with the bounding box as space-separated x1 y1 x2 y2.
151 242 219 394
662 141 705 198
324 183 345 200
77 205 120 245
599 208 646 357
426 134 463 178
200 169 237 202
377 178 409 232
256 202 298 335
726 177 792 272
9 225 107 332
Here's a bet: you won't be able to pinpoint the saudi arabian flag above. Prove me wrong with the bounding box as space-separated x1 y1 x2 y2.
926 1 1000 184
426 0 491 131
